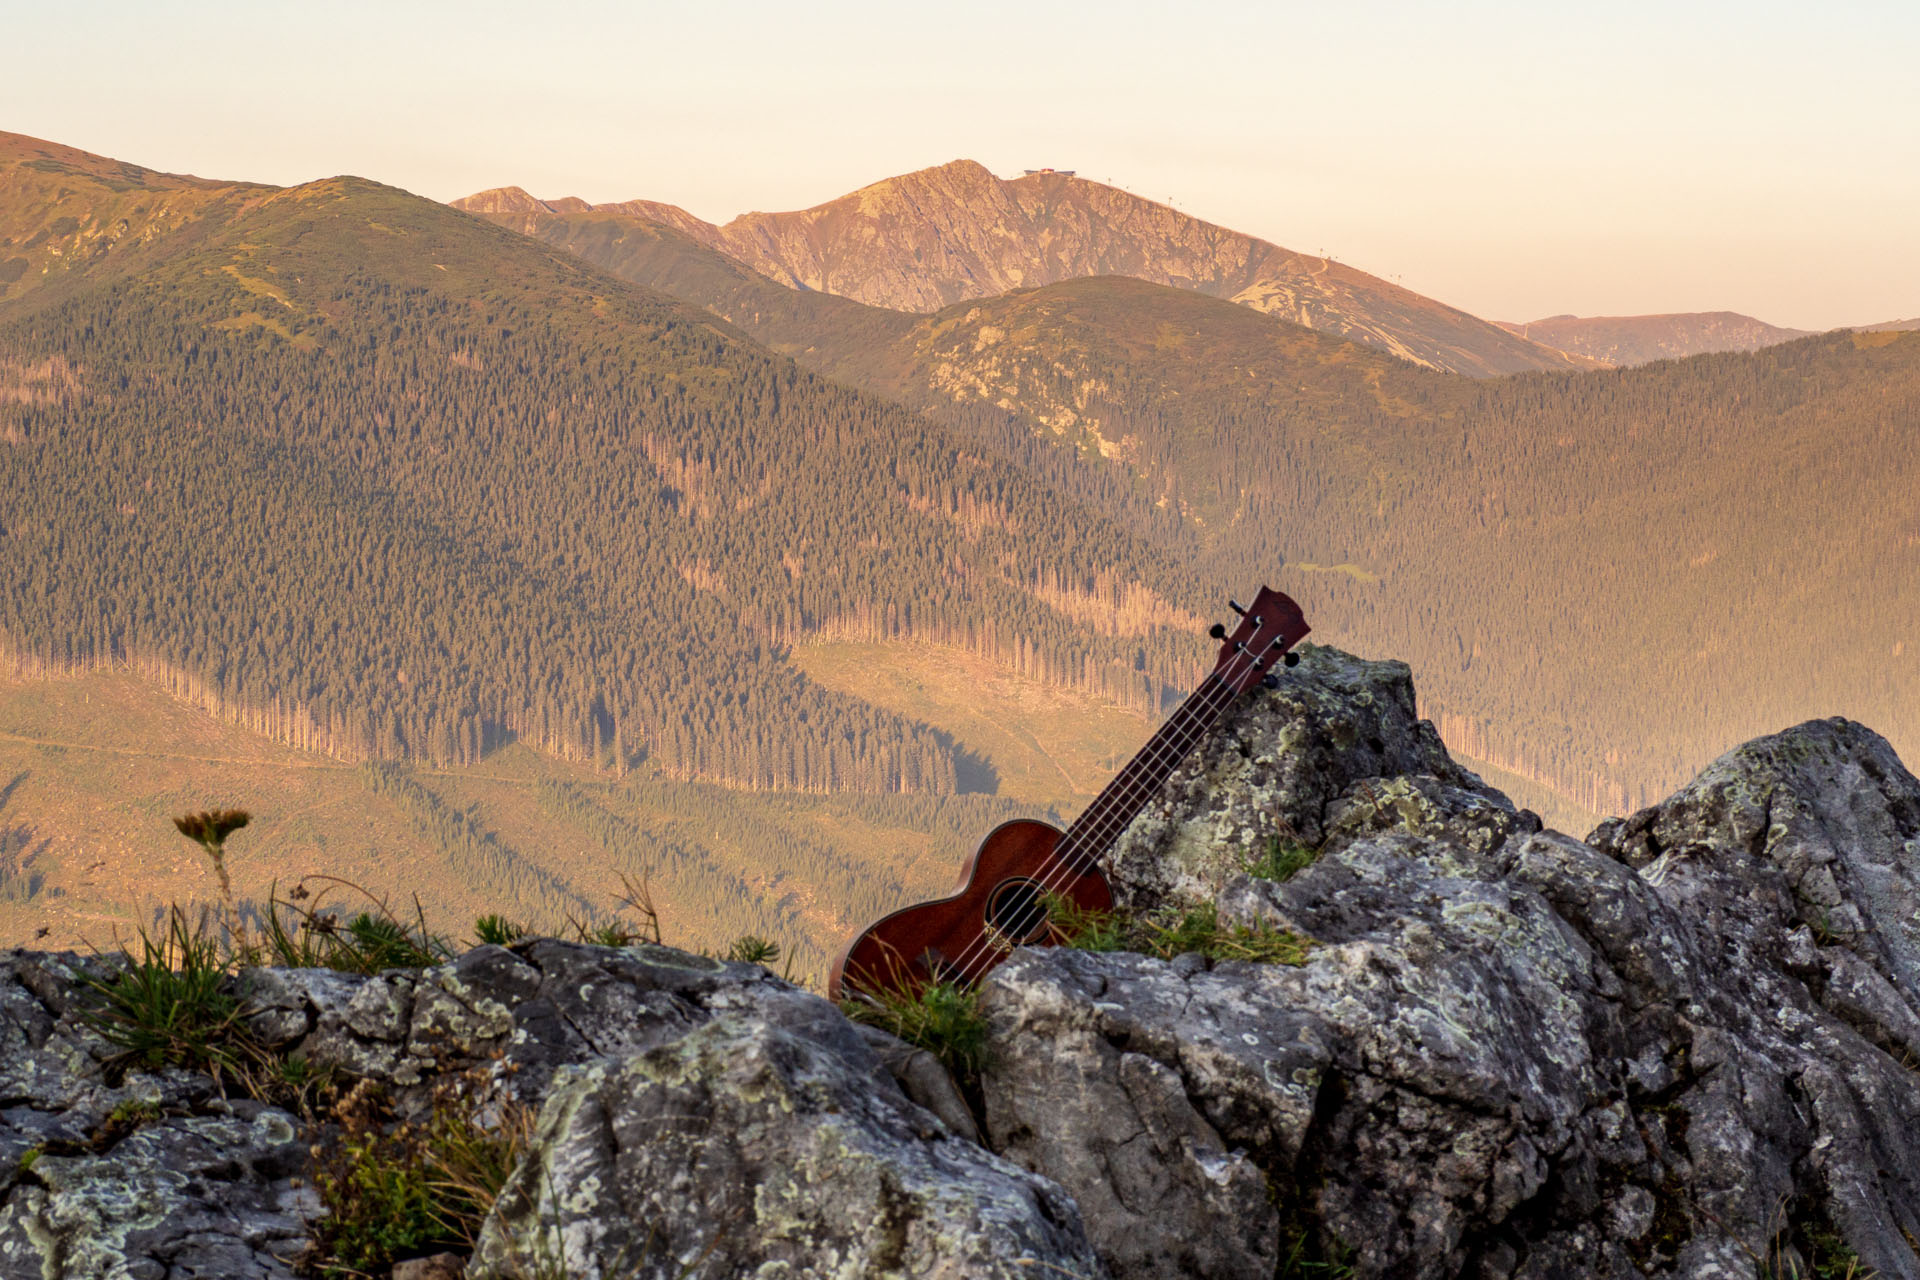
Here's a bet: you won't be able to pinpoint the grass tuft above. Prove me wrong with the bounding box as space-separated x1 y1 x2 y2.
474 914 529 947
726 935 781 965
1249 833 1321 884
80 906 256 1082
1046 895 1312 967
250 876 454 976
841 980 991 1086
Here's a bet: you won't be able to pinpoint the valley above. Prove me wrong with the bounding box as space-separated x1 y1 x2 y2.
459 196 1920 823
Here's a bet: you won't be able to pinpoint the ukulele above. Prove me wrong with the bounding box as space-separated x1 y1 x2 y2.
828 585 1310 1000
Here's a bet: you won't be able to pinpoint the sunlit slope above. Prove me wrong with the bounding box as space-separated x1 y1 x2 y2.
1495 311 1814 366
0 131 269 314
0 157 1218 799
791 641 1156 811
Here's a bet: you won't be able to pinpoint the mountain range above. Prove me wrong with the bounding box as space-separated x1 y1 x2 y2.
455 162 1598 378
1494 311 1815 365
2 130 1915 970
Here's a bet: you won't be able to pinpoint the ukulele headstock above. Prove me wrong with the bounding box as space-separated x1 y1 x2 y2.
1207 586 1311 695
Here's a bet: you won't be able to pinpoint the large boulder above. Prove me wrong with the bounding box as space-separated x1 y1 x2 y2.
469 1013 1103 1280
270 939 1103 1276
981 651 1920 1280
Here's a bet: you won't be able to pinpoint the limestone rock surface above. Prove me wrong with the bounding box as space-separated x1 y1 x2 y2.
0 953 312 1280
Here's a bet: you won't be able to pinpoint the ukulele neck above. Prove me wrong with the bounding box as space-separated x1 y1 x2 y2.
1053 672 1234 875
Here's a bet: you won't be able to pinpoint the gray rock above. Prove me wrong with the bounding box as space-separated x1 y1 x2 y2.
981 949 1328 1279
0 1103 312 1280
1105 645 1503 912
1588 718 1920 1280
856 1022 983 1144
469 1012 1105 1280
237 966 365 1050
987 657 1920 1280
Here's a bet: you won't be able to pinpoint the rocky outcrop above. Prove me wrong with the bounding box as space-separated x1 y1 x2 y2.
2 644 1918 1279
0 952 315 1279
1102 645 1520 912
470 1016 1095 1280
982 647 1920 1280
0 941 1100 1279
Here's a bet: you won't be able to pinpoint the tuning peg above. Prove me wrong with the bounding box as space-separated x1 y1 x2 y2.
1208 623 1227 640
1260 673 1279 690
1228 599 1247 616
1283 651 1301 668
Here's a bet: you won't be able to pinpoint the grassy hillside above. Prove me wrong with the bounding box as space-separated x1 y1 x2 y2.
0 136 1277 958
0 132 269 315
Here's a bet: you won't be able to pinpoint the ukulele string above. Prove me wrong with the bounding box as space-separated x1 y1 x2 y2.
941 635 1277 983
942 660 1249 981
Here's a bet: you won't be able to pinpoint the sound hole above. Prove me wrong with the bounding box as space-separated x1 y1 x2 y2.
985 877 1049 943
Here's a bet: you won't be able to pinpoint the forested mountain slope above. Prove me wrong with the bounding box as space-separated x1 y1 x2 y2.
0 140 1217 799
1495 311 1815 365
454 162 1588 377
460 205 1920 818
849 287 1920 817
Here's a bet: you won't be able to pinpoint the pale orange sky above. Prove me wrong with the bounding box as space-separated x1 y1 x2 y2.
7 0 1916 330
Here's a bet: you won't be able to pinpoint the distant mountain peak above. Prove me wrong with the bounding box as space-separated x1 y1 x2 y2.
450 186 707 238
456 162 1586 377
453 185 553 216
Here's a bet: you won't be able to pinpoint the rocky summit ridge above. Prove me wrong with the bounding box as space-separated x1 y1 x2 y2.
454 161 1588 378
0 646 1917 1278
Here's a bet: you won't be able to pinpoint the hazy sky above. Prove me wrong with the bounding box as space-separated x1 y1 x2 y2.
8 0 1917 329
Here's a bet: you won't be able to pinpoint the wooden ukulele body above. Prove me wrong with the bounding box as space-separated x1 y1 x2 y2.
827 818 1113 999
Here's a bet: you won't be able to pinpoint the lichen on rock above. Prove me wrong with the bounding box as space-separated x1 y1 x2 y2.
984 652 1920 1280
470 1015 1103 1280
